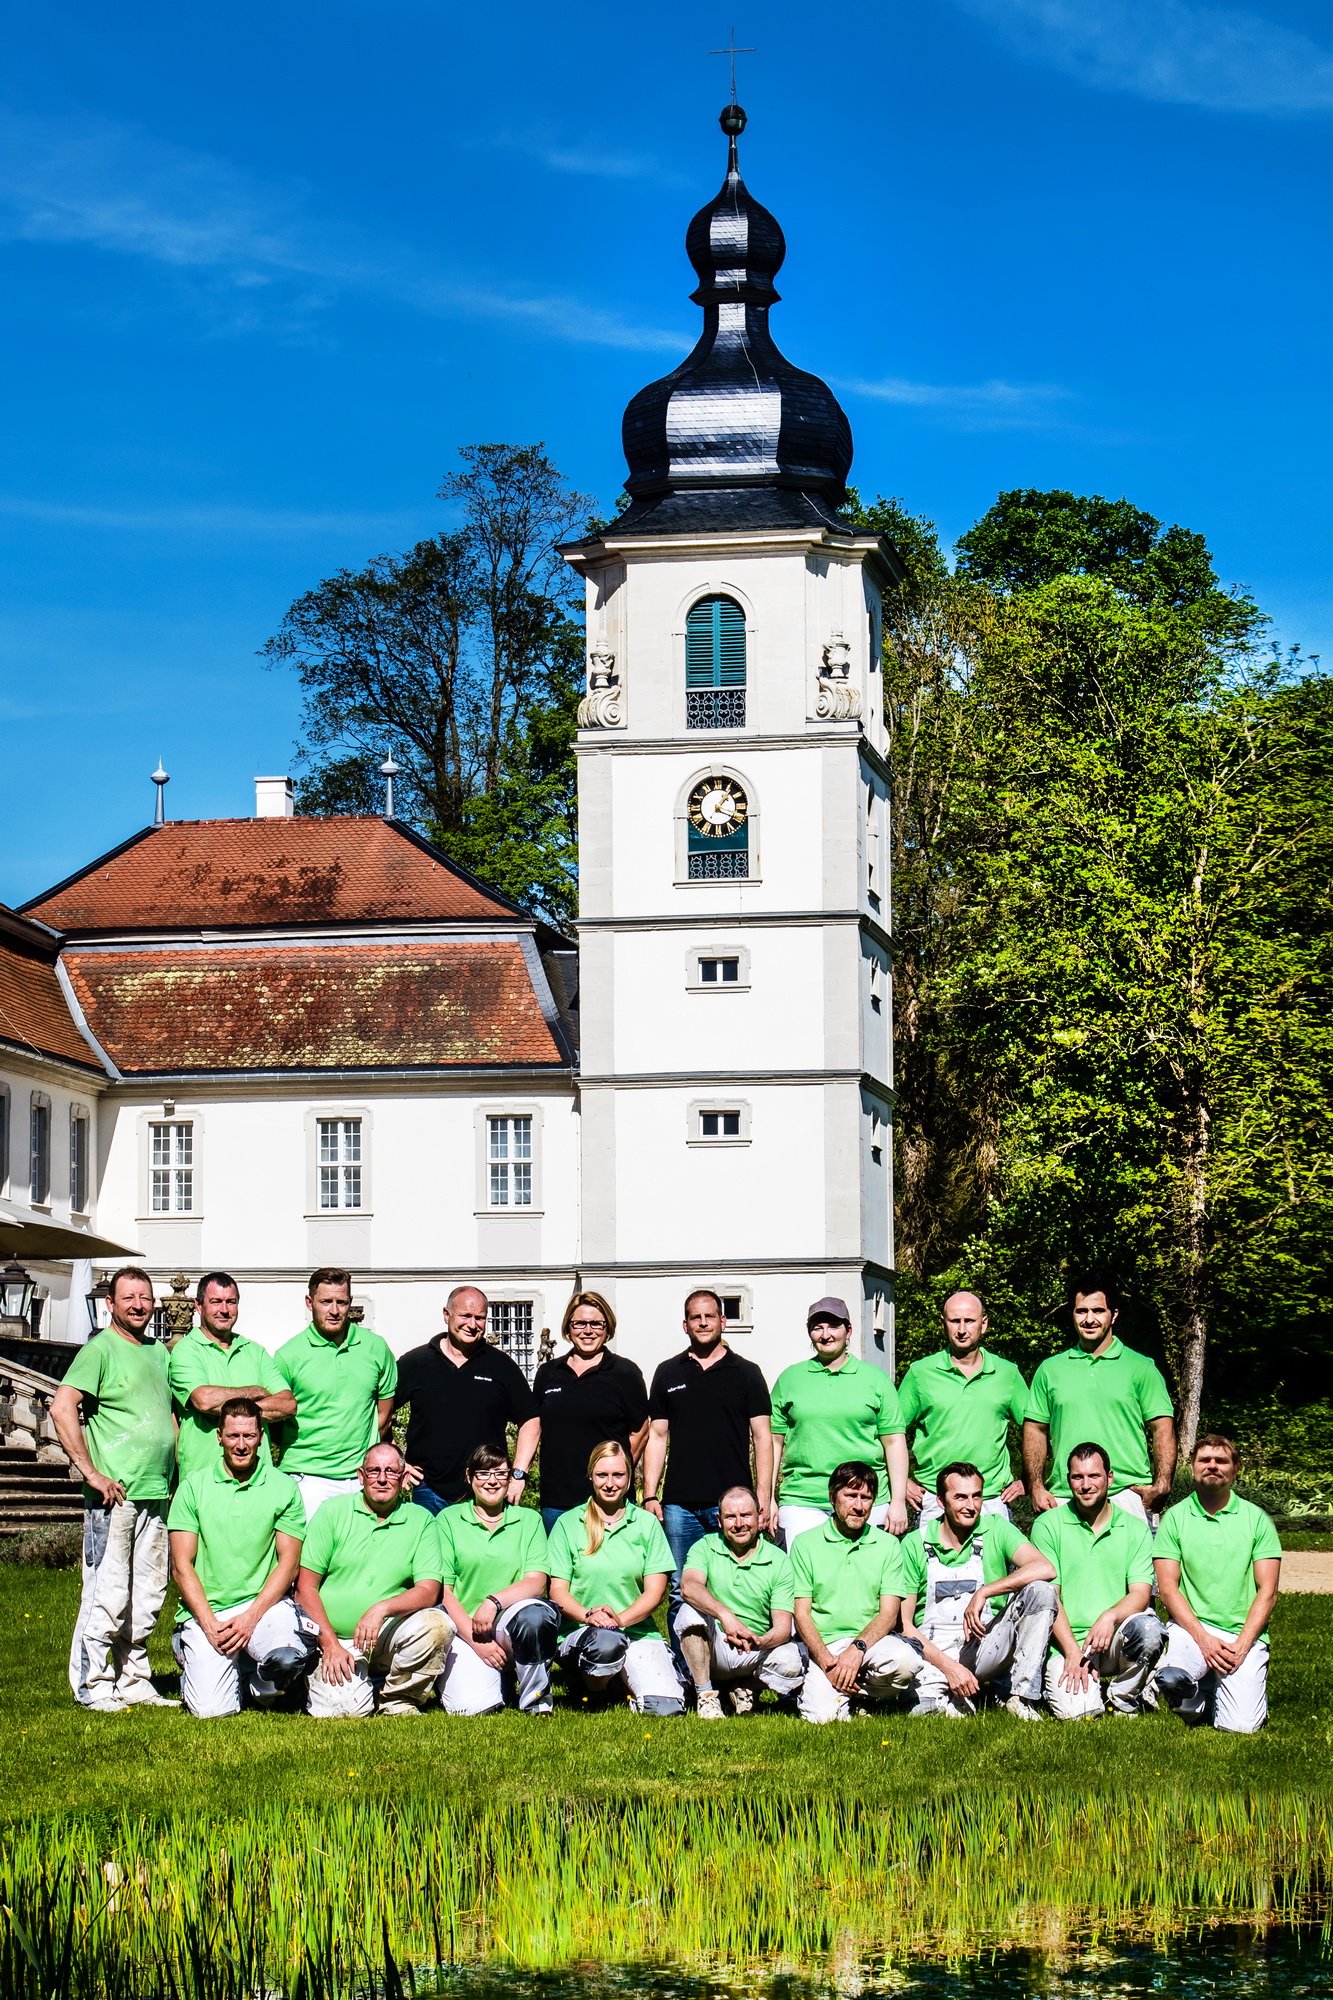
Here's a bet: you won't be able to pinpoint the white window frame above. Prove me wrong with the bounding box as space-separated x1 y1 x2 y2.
304 1107 374 1219
474 1103 544 1216
29 1092 52 1208
136 1107 205 1221
486 1294 539 1381
671 580 759 737
685 943 751 993
149 1117 195 1215
69 1104 91 1216
687 1098 752 1148
673 764 762 888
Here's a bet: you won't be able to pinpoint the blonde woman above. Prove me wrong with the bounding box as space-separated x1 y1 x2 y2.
532 1293 649 1532
546 1441 684 1714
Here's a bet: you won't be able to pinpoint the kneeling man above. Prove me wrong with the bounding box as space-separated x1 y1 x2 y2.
169 1398 314 1717
436 1443 558 1715
1154 1434 1281 1735
676 1484 804 1717
899 1461 1057 1720
297 1442 450 1717
790 1461 922 1724
1032 1442 1164 1719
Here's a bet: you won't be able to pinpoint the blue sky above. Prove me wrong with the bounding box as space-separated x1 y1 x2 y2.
2 0 1330 903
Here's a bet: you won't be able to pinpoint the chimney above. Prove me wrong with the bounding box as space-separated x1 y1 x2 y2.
254 776 295 818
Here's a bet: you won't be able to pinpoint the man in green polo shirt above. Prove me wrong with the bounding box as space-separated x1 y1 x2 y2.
770 1297 908 1546
789 1461 922 1723
436 1442 557 1715
676 1483 804 1717
168 1398 314 1717
1034 1442 1165 1720
1155 1434 1281 1734
900 1292 1027 1524
297 1441 450 1717
169 1273 295 1479
899 1462 1057 1720
1024 1272 1176 1523
53 1267 177 1712
275 1267 397 1518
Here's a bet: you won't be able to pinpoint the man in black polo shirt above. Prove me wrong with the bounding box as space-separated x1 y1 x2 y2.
644 1289 773 1660
531 1292 650 1531
394 1286 539 1513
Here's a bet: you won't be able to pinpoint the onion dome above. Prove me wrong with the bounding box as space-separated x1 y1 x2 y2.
621 103 853 518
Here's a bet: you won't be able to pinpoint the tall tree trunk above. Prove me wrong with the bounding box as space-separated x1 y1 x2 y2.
1174 1074 1211 1458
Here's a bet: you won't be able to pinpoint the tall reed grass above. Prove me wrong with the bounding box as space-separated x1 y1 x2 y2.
1 1794 1328 1999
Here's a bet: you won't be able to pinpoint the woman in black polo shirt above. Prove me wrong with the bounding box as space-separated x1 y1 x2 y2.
532 1293 650 1532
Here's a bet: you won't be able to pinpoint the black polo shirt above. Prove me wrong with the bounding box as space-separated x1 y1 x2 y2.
394 1337 538 1504
648 1346 771 1509
531 1349 650 1510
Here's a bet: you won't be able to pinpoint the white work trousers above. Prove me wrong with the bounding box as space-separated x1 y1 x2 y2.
778 1503 889 1548
172 1597 310 1718
799 1633 921 1723
1158 1620 1269 1735
69 1500 170 1708
306 1608 454 1718
558 1626 686 1714
290 1473 360 1520
1043 1610 1167 1719
909 1581 1059 1716
671 1603 805 1696
437 1597 560 1715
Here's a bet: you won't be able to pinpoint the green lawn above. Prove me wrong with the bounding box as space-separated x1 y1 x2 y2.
7 1568 1331 1820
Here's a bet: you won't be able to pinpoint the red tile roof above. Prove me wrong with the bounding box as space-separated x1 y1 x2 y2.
22 818 522 932
0 931 101 1071
62 941 564 1073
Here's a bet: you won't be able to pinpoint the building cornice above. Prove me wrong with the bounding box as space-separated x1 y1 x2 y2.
575 732 892 783
577 1068 894 1101
55 921 537 951
102 1065 575 1096
0 1039 108 1089
576 908 893 953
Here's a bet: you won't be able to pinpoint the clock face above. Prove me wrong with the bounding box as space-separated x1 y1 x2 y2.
688 776 749 839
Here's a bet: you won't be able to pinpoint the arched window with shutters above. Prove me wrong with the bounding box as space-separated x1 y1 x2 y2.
685 594 746 729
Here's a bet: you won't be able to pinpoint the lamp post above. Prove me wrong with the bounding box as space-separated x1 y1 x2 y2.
0 1260 37 1334
86 1272 112 1335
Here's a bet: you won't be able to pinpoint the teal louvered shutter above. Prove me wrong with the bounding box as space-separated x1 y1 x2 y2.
686 596 747 688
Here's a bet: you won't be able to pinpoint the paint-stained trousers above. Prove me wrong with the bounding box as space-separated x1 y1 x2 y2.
1043 1610 1166 1719
799 1634 922 1723
68 1500 170 1709
306 1609 454 1718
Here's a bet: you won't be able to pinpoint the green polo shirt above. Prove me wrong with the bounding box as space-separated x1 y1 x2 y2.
436 1502 549 1615
274 1323 397 1478
300 1492 443 1640
168 1328 289 1479
682 1533 796 1633
1031 1502 1155 1646
900 1512 1028 1615
546 1504 674 1640
898 1349 1028 1497
1154 1491 1282 1639
789 1519 906 1644
167 1455 306 1619
63 1329 175 1503
770 1354 904 1508
1025 1339 1173 1496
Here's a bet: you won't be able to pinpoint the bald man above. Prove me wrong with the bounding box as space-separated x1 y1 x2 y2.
898 1292 1028 1525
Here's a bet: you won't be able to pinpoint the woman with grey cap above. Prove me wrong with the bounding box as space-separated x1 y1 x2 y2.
767 1297 909 1547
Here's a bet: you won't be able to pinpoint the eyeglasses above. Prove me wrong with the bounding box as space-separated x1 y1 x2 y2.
569 1318 607 1332
473 1470 509 1485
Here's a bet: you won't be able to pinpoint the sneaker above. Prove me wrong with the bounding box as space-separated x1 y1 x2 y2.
728 1684 755 1717
83 1698 128 1715
1003 1696 1045 1722
118 1687 181 1708
695 1688 724 1720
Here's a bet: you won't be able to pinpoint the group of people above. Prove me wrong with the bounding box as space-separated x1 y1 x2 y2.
51 1264 1282 1733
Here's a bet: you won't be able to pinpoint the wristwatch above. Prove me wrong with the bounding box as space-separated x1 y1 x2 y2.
850 1638 868 1654
511 1468 528 1483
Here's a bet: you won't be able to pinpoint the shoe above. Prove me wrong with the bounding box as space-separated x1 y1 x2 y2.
1003 1696 1045 1722
695 1688 724 1719
83 1698 127 1714
728 1684 755 1716
524 1705 554 1718
118 1687 181 1708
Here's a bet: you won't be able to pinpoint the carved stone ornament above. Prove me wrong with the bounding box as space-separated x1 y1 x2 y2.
161 1272 196 1342
813 633 862 720
577 649 624 728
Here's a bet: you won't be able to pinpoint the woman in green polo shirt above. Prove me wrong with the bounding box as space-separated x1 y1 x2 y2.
547 1442 685 1715
436 1443 558 1716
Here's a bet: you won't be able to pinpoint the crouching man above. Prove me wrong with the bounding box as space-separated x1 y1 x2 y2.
168 1398 314 1716
436 1443 558 1715
296 1441 451 1717
1032 1442 1164 1719
899 1462 1058 1720
676 1484 805 1717
790 1461 922 1723
1154 1434 1281 1735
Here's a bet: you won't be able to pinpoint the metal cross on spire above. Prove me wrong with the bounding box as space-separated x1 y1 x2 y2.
710 28 755 104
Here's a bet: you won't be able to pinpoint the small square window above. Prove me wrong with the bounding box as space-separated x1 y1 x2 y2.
700 957 740 984
700 1110 741 1139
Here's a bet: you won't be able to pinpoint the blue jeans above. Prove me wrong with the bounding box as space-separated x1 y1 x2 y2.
542 1507 566 1536
663 1503 720 1662
412 1484 449 1516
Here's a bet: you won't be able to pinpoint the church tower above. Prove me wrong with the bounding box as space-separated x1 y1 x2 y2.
562 101 900 1383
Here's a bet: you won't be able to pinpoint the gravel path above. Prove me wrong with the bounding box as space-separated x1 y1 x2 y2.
1279 1551 1333 1593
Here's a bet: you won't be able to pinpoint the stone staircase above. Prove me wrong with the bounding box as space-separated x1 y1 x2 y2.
0 1356 82 1537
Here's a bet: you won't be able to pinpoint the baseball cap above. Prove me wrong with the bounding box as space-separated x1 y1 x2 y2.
807 1296 852 1326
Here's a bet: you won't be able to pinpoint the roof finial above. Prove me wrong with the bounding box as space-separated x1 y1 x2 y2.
710 27 754 105
711 29 755 173
380 753 400 820
151 759 169 825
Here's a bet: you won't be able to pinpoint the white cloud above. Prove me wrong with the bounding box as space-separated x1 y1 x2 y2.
507 138 694 189
834 374 1078 429
0 111 688 352
955 0 1333 114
